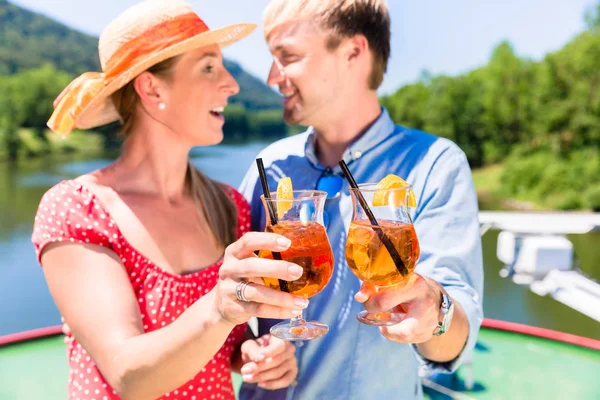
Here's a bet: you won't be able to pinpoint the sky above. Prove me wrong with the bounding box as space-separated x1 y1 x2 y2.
10 0 597 95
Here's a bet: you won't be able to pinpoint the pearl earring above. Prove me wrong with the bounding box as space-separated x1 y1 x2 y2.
158 102 166 110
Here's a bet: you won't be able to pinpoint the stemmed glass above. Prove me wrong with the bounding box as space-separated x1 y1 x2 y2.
258 190 334 340
345 182 420 325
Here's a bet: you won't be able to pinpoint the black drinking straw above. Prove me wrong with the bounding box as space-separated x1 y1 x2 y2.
338 160 409 276
255 158 290 293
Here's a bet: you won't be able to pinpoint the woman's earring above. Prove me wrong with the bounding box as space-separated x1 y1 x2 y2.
158 102 166 110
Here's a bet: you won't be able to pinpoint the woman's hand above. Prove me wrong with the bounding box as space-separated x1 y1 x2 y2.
215 232 309 325
240 334 298 390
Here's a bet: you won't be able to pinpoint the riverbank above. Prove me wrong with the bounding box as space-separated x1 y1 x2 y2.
471 163 596 212
1 136 596 214
0 128 105 161
472 164 542 211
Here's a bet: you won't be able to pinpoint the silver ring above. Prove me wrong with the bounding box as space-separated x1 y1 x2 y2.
235 280 251 302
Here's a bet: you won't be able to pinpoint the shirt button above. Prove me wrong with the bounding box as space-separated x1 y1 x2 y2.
353 151 362 159
296 341 304 348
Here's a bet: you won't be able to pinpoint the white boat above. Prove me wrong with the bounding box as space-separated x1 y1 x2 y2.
479 210 600 323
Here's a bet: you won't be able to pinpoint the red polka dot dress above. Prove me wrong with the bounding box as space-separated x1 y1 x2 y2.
31 180 250 400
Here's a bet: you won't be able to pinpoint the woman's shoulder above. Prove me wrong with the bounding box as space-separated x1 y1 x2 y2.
38 178 93 208
32 175 119 259
39 173 115 209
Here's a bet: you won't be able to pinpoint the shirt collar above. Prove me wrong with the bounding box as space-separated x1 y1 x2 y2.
304 108 396 172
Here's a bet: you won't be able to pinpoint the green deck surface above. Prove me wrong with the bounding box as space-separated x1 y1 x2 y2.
1 327 598 399
424 328 600 400
0 335 69 400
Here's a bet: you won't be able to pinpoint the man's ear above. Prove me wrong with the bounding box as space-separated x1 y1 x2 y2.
346 34 369 63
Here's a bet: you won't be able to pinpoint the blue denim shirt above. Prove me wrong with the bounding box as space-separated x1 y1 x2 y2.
238 109 484 400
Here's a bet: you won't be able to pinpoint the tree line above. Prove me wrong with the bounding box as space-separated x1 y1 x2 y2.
381 4 600 210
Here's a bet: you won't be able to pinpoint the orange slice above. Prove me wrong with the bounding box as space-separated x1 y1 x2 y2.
276 177 294 218
372 174 417 208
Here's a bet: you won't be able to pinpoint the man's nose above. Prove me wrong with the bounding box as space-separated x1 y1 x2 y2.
267 60 284 86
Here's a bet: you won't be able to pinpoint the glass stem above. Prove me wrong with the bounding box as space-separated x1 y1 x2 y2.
290 312 306 327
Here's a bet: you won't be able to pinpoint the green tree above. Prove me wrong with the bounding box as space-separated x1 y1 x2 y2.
249 109 288 138
0 74 22 160
422 74 487 167
478 41 536 163
10 65 72 130
0 65 73 159
585 1 600 31
223 104 250 141
533 32 600 152
381 82 430 131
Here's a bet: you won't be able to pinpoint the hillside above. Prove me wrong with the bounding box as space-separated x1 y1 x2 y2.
0 0 99 74
0 0 282 110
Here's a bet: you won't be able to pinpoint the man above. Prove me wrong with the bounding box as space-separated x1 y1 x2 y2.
238 1 483 398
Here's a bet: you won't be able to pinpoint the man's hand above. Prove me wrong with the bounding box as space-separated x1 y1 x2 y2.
239 334 298 390
355 273 470 362
355 273 442 343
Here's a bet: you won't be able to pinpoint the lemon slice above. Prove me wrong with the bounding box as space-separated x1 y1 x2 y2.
372 174 417 208
276 177 294 219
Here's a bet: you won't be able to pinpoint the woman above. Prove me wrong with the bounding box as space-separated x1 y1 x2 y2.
32 1 301 399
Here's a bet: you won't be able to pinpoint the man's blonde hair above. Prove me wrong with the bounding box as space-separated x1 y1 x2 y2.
263 0 390 90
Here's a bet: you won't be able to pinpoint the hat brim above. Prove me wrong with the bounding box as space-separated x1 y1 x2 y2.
75 23 256 130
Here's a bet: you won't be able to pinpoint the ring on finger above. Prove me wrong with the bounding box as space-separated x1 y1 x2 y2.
235 280 251 302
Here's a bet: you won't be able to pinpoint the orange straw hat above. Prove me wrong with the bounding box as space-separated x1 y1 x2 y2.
48 0 256 136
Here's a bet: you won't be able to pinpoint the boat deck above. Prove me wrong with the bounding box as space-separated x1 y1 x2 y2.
424 323 600 399
1 323 599 399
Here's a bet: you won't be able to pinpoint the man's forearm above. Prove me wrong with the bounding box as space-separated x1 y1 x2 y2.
415 297 469 362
